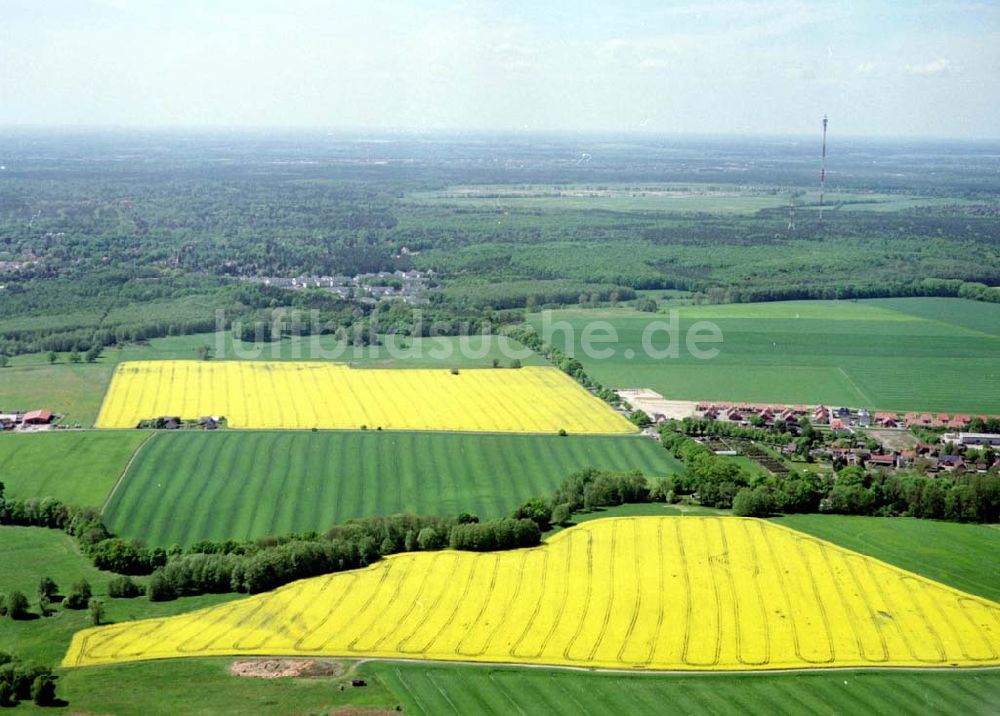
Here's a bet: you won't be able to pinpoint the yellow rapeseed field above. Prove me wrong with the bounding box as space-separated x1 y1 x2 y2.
95 360 635 433
64 517 1000 670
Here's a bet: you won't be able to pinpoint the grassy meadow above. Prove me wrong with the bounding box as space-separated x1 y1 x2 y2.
0 431 147 505
530 298 1000 412
104 431 682 547
0 527 239 666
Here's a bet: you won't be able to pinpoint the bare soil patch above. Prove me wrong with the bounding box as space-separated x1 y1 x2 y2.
229 658 344 679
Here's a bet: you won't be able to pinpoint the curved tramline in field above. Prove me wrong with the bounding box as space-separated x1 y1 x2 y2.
95 360 635 433
65 517 1000 671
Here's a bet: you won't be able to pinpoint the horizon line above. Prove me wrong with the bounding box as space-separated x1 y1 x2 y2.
0 124 997 144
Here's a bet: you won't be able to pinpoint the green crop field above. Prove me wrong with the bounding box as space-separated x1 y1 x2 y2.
530 298 1000 412
0 432 147 506
104 431 682 547
374 663 1000 716
772 514 1000 602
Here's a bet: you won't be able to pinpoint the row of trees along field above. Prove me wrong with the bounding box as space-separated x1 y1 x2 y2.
0 483 540 601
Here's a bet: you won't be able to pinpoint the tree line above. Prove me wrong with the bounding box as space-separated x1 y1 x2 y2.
0 485 540 603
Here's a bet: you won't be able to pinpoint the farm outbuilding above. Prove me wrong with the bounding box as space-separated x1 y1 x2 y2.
23 409 53 425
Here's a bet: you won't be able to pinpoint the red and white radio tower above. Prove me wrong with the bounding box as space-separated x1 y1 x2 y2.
819 114 828 226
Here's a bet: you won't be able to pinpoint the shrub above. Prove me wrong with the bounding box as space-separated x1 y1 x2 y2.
37 577 58 601
6 591 29 620
630 410 652 428
511 498 552 531
416 527 443 551
1 658 51 704
732 486 774 517
90 538 165 575
107 575 143 599
550 503 572 527
31 674 57 706
64 579 92 610
147 569 177 602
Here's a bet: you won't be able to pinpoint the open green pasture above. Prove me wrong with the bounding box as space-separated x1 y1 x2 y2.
0 431 147 506
104 431 682 547
0 526 238 666
530 298 1000 412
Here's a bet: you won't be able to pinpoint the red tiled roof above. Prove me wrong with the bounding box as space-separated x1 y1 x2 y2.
23 409 52 423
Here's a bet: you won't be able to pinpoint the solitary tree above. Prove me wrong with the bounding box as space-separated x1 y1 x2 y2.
37 577 58 602
89 599 105 626
46 351 58 364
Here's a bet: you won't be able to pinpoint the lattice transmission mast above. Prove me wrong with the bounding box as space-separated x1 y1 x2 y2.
819 114 828 226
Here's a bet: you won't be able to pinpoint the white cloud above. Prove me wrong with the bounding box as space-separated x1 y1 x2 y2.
905 58 952 76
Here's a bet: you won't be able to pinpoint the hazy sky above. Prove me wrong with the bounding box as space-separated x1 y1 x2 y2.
2 0 998 137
